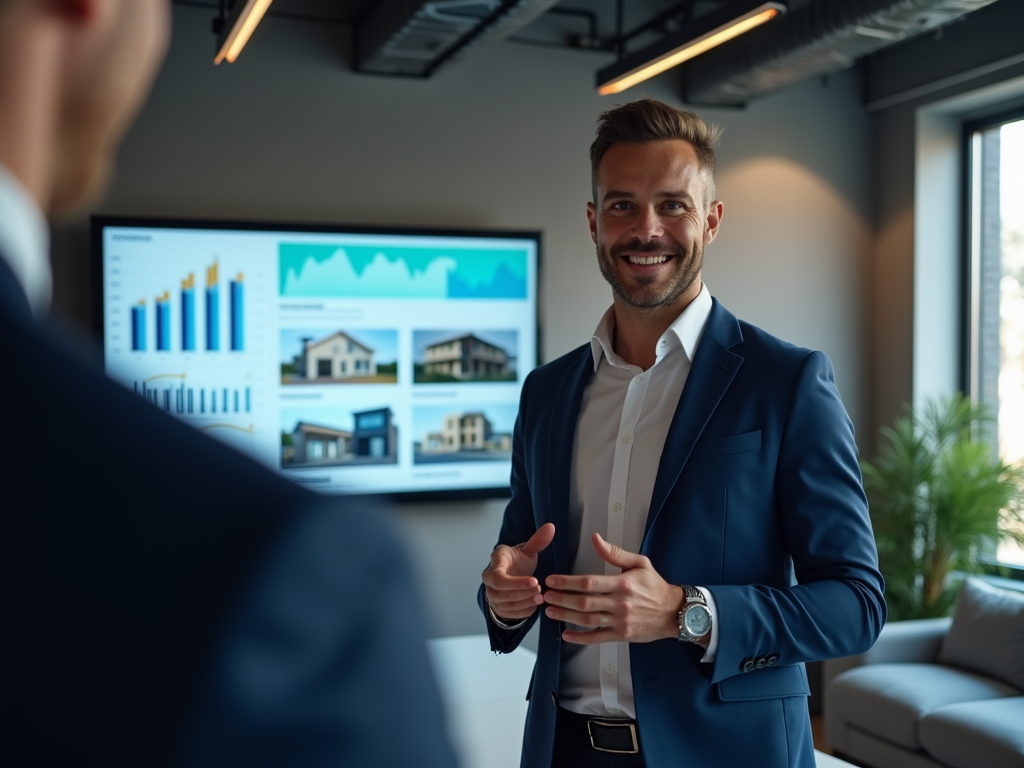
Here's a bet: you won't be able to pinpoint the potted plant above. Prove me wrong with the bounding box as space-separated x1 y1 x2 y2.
861 394 1024 621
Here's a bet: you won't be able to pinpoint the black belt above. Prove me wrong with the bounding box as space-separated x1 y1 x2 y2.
557 707 641 754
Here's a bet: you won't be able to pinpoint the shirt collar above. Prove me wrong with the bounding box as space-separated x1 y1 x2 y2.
590 283 713 372
0 162 51 316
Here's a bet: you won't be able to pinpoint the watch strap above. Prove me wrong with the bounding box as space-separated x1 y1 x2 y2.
486 598 530 631
681 584 704 603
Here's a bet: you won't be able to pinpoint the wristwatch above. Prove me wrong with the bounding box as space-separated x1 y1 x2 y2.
677 585 712 644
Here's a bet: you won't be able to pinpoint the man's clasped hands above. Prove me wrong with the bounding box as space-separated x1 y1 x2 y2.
481 523 690 645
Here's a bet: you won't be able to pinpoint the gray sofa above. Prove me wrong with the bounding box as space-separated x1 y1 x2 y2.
823 578 1024 768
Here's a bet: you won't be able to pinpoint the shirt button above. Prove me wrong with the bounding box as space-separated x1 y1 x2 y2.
613 503 622 511
605 665 615 674
636 374 645 382
622 435 630 443
660 340 667 346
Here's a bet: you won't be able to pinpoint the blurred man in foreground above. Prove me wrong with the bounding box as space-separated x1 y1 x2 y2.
0 2 458 766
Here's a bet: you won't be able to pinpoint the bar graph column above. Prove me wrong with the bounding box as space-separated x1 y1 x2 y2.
181 274 196 351
230 274 244 351
155 291 171 351
205 260 220 351
130 300 146 351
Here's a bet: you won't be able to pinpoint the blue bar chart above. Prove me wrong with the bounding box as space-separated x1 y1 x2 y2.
206 261 220 351
181 273 196 351
155 292 171 351
132 374 252 417
127 259 245 354
131 301 146 351
230 275 244 351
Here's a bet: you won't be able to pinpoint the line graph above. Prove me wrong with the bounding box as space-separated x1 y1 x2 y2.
279 243 528 299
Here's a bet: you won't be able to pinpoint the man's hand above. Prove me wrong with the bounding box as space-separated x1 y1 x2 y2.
543 533 685 644
481 523 555 622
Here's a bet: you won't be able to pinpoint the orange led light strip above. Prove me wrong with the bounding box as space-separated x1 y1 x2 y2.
599 5 782 96
214 0 274 65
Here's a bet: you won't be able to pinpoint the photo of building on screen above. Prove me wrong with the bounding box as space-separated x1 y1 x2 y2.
413 330 517 384
280 329 398 384
412 405 516 464
281 407 398 467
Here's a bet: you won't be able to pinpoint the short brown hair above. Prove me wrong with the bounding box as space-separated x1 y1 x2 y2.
590 98 721 204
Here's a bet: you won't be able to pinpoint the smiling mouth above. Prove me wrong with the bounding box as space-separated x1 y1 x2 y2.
625 254 670 265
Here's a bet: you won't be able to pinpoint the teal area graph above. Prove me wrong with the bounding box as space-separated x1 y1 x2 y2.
279 244 528 299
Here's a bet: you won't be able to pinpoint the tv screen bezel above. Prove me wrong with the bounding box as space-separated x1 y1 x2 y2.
90 214 543 503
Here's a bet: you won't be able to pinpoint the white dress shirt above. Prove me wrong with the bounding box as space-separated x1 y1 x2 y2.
558 283 719 719
0 162 51 315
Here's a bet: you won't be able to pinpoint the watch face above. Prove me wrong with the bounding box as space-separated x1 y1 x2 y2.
684 605 711 636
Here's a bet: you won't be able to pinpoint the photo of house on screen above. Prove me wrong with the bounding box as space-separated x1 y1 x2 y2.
280 329 398 384
413 330 517 384
281 407 398 467
412 405 517 464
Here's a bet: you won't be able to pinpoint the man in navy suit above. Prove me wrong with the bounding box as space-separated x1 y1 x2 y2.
479 99 886 767
0 2 457 766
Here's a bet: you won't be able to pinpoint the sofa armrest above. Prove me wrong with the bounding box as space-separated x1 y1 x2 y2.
860 616 953 664
822 617 953 714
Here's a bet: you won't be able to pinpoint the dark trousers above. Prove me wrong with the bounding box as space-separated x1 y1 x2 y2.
552 708 648 768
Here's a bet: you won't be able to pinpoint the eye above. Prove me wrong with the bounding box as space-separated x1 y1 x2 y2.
663 201 684 210
610 201 632 211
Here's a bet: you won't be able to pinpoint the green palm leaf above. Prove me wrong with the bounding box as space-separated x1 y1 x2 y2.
861 394 1024 620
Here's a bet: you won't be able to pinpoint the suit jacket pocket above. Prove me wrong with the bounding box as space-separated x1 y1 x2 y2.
717 663 809 702
690 430 761 460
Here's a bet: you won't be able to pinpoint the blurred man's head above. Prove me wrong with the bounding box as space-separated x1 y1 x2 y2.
0 0 170 216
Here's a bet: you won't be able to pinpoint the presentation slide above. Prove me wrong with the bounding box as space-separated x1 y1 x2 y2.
98 221 539 496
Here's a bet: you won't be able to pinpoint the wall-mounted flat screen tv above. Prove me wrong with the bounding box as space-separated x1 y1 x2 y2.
93 216 540 498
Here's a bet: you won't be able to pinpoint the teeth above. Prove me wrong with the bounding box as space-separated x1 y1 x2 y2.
627 254 668 265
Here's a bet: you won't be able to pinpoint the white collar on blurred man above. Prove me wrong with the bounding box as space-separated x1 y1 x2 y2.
0 162 51 315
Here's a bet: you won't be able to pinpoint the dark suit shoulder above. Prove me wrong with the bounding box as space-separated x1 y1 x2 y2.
525 342 591 385
733 318 823 370
0 307 310 765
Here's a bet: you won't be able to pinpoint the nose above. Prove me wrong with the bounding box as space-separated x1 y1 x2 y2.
632 205 664 242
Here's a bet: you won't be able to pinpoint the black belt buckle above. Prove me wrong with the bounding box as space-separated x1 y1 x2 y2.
587 718 639 754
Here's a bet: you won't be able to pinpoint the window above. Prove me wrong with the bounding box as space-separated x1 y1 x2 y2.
356 411 386 430
967 108 1024 566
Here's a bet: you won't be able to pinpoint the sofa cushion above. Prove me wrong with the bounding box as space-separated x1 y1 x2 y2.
827 663 1019 750
939 577 1024 692
919 697 1024 768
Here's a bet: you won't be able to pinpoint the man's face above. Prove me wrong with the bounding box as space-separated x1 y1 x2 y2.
51 0 171 214
587 140 722 314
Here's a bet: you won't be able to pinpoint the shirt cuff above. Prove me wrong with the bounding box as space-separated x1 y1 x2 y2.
696 587 719 663
487 599 530 631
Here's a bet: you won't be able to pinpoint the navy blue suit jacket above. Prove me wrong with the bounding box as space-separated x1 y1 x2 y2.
0 257 457 768
478 298 885 768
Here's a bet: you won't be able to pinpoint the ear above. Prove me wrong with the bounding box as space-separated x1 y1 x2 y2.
586 200 598 245
703 200 724 245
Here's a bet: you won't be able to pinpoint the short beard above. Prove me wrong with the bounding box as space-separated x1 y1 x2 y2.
597 237 703 312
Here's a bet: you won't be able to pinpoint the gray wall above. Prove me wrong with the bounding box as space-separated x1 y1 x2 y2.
865 0 1024 446
52 5 873 640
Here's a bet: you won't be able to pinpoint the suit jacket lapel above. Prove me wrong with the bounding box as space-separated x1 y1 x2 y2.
547 345 593 572
644 299 745 541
